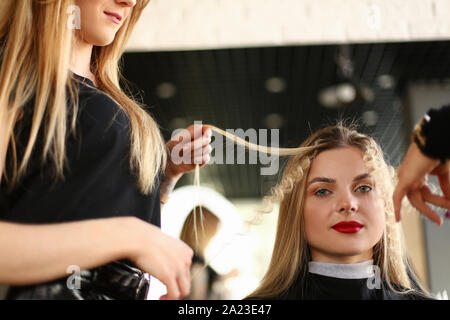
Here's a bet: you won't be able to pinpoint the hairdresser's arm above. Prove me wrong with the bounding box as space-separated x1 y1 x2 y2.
161 125 212 204
0 217 193 300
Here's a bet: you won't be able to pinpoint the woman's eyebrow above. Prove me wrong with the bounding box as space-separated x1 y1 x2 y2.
307 177 336 186
353 173 371 181
308 173 371 186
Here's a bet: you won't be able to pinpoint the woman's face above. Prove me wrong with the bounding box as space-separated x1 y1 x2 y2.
303 146 385 264
75 0 137 46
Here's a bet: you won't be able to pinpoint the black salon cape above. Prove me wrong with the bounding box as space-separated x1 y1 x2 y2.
0 74 161 299
275 273 433 300
422 104 450 161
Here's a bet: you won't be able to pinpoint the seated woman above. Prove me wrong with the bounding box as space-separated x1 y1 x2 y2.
180 207 221 300
245 123 433 300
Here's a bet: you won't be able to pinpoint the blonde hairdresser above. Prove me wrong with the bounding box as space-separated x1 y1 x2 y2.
0 0 212 300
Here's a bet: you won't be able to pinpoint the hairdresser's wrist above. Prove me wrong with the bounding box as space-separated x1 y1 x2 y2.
164 162 183 182
160 166 182 204
412 106 450 163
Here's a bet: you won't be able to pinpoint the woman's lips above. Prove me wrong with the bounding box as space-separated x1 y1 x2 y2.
332 221 363 234
104 11 122 24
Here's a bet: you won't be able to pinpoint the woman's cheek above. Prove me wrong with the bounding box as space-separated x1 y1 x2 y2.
304 199 329 232
366 198 386 240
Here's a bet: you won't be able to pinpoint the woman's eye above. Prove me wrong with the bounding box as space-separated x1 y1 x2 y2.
315 189 330 197
356 185 372 193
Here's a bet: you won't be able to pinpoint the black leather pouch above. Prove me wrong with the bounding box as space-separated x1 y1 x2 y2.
5 260 150 300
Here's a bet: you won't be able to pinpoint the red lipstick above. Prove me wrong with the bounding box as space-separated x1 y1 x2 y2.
332 221 363 234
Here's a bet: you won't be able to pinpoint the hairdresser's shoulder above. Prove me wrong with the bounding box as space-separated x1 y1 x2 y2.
75 83 130 135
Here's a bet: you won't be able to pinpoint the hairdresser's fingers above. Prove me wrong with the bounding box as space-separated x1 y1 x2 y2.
193 154 211 166
408 190 443 226
199 154 211 168
162 245 193 300
198 145 212 158
181 136 211 155
204 128 212 138
192 145 212 162
169 125 210 145
159 274 181 300
177 271 191 299
438 167 450 199
421 185 450 210
194 134 212 148
393 184 407 222
182 139 212 163
430 161 450 198
394 170 428 222
440 175 450 199
190 144 212 161
203 143 212 154
182 124 211 141
202 145 212 163
172 256 192 299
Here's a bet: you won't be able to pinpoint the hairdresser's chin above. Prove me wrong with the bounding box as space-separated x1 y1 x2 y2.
75 0 135 46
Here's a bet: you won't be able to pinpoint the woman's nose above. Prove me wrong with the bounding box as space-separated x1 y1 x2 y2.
337 193 358 214
116 0 137 7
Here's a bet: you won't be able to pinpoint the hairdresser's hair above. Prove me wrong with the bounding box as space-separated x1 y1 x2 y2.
246 122 429 299
0 0 166 194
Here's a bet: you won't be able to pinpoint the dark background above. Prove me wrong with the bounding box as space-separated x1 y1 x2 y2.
122 40 450 198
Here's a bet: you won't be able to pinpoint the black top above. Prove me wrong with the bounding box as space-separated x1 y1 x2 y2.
419 104 450 162
275 272 432 300
0 73 161 226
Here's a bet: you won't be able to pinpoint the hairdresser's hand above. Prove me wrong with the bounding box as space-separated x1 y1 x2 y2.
393 142 450 226
165 124 213 180
130 219 194 300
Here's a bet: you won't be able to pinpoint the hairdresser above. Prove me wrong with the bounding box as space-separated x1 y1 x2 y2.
0 0 212 300
393 104 450 226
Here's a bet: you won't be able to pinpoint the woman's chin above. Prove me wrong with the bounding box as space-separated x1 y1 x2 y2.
91 34 116 47
332 249 373 261
318 246 373 261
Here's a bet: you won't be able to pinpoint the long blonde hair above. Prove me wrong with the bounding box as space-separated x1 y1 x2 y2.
245 123 428 299
0 0 166 194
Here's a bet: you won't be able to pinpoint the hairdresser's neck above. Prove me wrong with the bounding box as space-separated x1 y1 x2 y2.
310 249 373 264
70 36 97 86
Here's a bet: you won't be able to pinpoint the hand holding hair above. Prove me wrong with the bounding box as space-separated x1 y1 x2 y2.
165 124 213 180
161 124 213 204
393 142 450 226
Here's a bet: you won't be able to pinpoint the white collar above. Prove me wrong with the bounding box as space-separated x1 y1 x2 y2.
308 260 375 279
